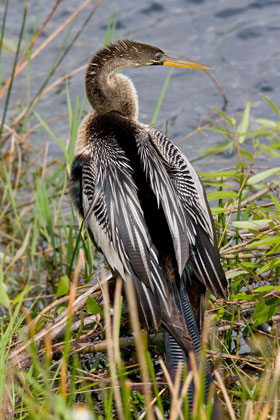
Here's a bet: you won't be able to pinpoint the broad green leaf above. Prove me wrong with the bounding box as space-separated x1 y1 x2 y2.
207 191 237 201
247 167 280 185
237 100 252 143
230 293 256 301
258 258 280 274
253 298 278 327
247 236 280 248
241 262 258 268
256 118 277 128
232 219 272 229
240 150 254 162
226 270 248 280
259 144 280 158
86 296 102 315
55 275 70 298
216 307 225 322
253 285 274 293
210 207 227 214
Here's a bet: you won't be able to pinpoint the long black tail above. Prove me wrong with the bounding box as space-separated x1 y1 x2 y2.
163 281 222 417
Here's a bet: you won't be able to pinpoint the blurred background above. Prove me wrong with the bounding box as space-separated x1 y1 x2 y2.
2 0 280 167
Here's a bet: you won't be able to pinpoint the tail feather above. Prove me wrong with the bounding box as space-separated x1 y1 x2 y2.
163 279 223 418
178 281 201 354
178 280 215 404
163 326 195 411
163 326 188 371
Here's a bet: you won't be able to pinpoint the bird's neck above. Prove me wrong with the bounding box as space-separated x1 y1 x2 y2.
85 54 139 120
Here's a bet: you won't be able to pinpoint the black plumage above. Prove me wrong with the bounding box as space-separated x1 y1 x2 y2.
70 40 227 412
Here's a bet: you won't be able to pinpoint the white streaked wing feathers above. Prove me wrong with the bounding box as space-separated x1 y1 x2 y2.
146 126 227 297
135 131 189 275
147 127 214 242
81 143 172 324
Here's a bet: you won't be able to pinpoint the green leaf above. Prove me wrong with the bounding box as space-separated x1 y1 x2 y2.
256 118 278 128
55 275 70 298
270 193 280 211
247 236 280 248
237 100 252 143
258 258 280 274
240 150 254 162
247 167 280 185
86 296 102 315
0 265 10 309
212 107 235 126
57 305 67 314
226 270 248 280
253 285 274 293
232 219 272 229
253 298 278 327
215 307 225 322
13 286 34 305
207 191 237 201
231 292 256 301
241 262 258 268
260 94 280 116
210 207 227 214
199 170 239 178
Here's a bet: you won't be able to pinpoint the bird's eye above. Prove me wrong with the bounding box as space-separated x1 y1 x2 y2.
153 52 164 62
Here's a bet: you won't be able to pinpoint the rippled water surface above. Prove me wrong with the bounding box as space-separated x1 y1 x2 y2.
2 0 280 168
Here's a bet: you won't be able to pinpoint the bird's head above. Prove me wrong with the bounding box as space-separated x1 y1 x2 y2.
104 39 212 71
86 40 211 119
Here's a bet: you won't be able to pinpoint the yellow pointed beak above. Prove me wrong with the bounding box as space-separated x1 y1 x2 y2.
163 55 212 70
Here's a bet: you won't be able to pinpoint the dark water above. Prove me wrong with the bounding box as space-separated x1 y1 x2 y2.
2 0 280 169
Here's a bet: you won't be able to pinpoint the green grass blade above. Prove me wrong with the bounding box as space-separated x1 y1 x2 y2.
151 69 173 126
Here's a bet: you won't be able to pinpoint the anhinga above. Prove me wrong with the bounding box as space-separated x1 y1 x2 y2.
70 40 227 411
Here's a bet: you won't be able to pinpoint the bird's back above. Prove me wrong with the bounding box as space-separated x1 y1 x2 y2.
71 111 226 337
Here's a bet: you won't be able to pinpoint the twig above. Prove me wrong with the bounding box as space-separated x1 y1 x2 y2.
227 184 278 212
204 69 228 111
